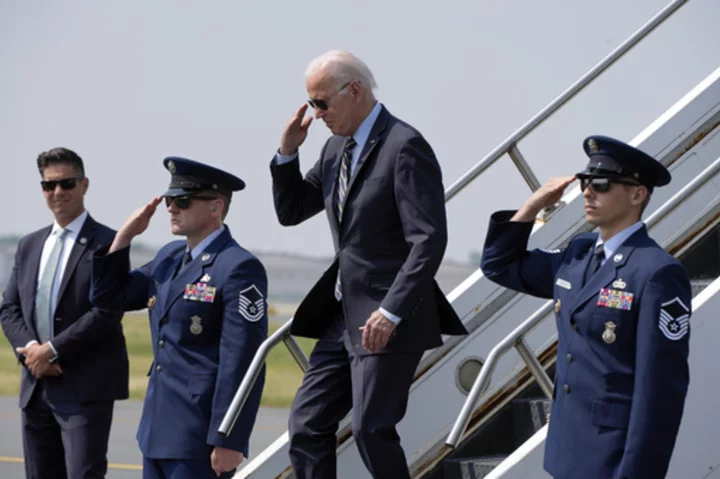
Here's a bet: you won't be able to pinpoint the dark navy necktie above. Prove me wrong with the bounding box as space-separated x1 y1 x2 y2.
584 244 605 286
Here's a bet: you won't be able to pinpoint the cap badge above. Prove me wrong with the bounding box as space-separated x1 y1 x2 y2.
602 321 617 344
588 138 599 153
168 160 176 173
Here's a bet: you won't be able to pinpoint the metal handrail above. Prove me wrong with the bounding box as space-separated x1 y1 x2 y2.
218 0 689 440
218 319 305 435
446 155 720 447
444 0 688 202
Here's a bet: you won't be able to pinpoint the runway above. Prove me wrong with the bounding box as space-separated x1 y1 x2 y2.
0 396 289 478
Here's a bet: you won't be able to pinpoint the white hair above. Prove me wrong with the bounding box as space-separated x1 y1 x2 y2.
305 50 378 91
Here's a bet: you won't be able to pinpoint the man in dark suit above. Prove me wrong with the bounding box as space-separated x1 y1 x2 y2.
481 136 691 478
91 157 268 479
271 50 467 479
0 147 129 479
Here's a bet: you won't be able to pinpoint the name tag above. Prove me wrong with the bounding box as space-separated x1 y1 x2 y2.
555 278 572 290
184 282 217 303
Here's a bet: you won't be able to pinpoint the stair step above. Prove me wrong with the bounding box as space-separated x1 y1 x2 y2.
443 455 509 479
511 397 551 444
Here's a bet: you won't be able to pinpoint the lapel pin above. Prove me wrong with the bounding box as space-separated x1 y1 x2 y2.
612 278 626 289
201 254 211 262
79 237 87 245
602 321 617 344
200 274 211 283
613 254 623 263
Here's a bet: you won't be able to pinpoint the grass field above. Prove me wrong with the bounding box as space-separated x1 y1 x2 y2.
0 312 315 408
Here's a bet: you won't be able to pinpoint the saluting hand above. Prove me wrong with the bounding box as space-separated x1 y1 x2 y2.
360 310 397 353
511 176 576 222
278 103 313 156
109 197 163 253
210 446 244 477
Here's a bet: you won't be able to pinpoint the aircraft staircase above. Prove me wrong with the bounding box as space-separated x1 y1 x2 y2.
221 1 720 477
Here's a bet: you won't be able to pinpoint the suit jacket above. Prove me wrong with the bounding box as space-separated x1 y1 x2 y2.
271 106 466 355
481 211 691 479
0 215 128 408
91 226 267 459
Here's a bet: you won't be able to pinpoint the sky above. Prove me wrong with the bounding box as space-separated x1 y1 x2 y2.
2 0 719 262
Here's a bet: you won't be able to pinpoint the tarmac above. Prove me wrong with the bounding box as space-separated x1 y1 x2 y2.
0 396 289 478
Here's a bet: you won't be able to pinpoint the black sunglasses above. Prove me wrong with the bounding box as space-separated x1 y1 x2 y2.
40 177 81 192
580 177 642 193
307 81 352 111
165 195 217 210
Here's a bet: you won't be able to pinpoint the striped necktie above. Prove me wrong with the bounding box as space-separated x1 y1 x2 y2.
334 137 357 301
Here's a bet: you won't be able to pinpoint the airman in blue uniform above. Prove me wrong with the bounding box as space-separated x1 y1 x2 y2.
481 136 691 479
91 158 268 478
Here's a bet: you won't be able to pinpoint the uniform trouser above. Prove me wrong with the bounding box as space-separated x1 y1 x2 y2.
21 381 114 479
142 457 235 479
288 314 422 479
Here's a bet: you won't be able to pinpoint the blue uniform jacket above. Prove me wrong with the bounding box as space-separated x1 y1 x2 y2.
481 211 690 479
91 226 267 460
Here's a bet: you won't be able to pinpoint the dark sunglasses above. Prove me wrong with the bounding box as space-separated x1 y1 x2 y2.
307 81 352 111
165 195 217 210
580 177 642 193
40 177 81 192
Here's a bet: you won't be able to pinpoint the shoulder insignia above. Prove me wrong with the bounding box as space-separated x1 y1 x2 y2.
659 297 690 341
238 285 265 322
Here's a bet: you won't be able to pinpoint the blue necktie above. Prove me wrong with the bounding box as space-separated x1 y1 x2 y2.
334 138 357 301
583 244 605 286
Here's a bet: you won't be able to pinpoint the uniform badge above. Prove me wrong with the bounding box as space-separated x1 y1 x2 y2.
238 285 265 322
554 298 561 314
184 283 217 303
659 297 690 341
597 288 634 310
602 321 617 344
613 254 623 263
612 278 626 289
200 273 211 283
168 160 176 173
201 254 211 262
541 248 561 254
555 278 572 290
587 138 599 153
189 315 203 335
147 295 156 310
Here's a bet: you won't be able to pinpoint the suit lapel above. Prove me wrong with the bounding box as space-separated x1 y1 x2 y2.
26 226 52 335
56 216 96 302
158 229 232 318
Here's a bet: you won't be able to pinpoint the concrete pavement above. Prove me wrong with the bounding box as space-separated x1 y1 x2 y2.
0 396 289 479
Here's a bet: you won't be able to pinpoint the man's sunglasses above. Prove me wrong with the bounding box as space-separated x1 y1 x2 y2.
165 195 217 210
40 177 81 192
580 177 642 193
307 81 352 111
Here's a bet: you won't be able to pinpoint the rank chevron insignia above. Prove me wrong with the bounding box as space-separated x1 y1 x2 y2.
238 285 265 322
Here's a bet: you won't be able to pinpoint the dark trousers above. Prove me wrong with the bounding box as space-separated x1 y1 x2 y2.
288 314 422 479
142 457 235 479
21 381 114 479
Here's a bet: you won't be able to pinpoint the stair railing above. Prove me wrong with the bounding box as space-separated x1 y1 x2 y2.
219 0 689 439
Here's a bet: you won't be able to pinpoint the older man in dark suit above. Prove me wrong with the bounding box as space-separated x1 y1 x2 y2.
271 50 467 479
0 147 128 479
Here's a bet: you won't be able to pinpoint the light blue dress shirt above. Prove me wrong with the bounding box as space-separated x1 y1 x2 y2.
595 221 645 266
185 225 226 261
275 102 401 325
